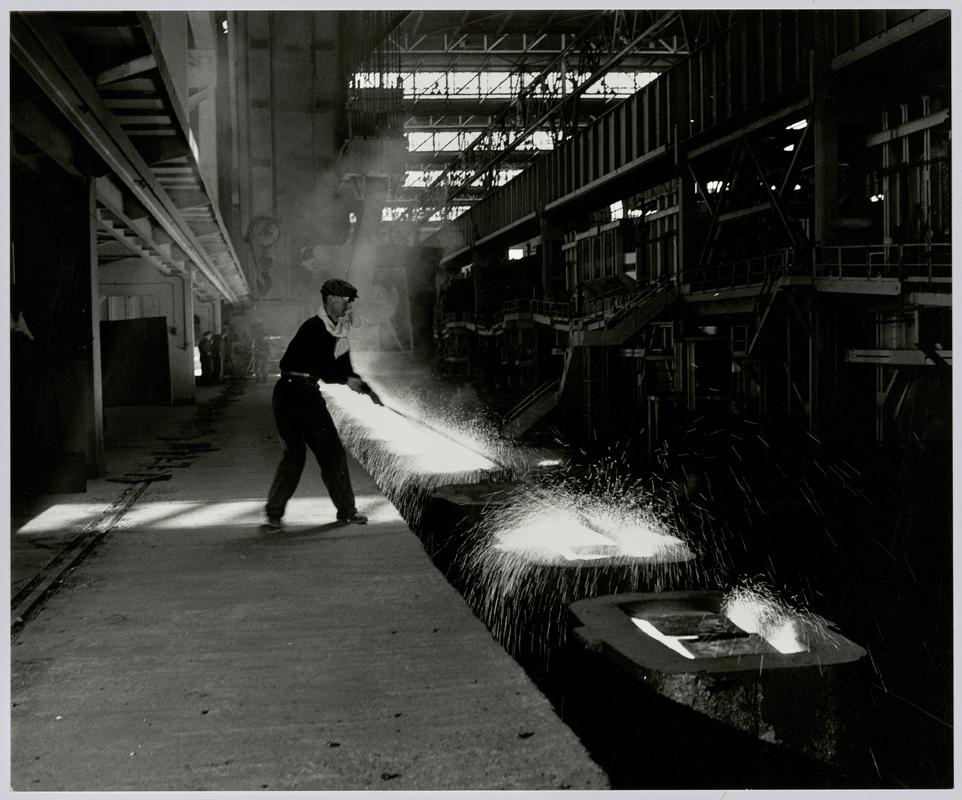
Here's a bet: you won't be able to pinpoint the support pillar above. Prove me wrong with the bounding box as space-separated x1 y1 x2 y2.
539 215 562 300
676 172 695 284
178 268 197 401
213 294 223 336
56 176 99 490
812 37 838 247
87 177 105 475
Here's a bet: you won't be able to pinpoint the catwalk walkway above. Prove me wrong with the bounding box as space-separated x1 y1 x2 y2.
9 379 608 791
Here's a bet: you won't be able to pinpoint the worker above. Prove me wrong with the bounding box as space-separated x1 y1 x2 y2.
263 278 376 531
198 331 214 385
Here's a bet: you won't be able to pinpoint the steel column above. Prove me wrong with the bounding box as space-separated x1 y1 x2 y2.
87 177 106 476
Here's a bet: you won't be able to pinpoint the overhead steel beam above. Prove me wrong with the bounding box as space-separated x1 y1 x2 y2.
395 37 685 59
830 9 950 71
846 348 952 366
741 136 803 249
406 13 613 220
94 54 157 86
865 108 950 147
11 12 245 304
10 97 81 176
543 144 669 215
427 12 681 222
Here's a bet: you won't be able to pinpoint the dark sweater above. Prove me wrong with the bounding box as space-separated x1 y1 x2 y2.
278 316 357 384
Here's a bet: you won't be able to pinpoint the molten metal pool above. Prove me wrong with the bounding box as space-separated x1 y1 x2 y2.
569 590 867 771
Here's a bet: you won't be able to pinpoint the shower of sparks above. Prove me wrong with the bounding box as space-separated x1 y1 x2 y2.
322 389 704 669
321 384 504 524
322 386 861 673
721 580 835 655
457 480 699 666
482 488 692 565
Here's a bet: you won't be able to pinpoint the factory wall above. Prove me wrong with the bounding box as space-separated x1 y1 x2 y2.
431 10 951 465
99 260 198 404
10 161 100 501
11 10 266 505
228 10 349 307
210 10 420 380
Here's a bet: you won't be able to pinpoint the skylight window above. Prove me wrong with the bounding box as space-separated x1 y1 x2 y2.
405 130 555 153
355 70 658 100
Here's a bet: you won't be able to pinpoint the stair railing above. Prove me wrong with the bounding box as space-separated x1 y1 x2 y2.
501 379 558 427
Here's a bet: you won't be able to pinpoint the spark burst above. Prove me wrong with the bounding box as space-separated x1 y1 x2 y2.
457 481 698 667
321 384 505 524
324 386 704 670
722 579 835 655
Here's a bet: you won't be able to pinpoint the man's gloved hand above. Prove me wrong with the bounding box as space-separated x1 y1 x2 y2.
347 376 384 405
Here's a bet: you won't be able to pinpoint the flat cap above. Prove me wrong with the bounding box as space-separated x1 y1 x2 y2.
321 278 359 300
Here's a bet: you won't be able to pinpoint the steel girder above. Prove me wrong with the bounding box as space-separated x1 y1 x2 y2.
10 11 249 304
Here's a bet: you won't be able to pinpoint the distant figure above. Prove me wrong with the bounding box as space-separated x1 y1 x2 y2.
263 278 380 532
221 323 235 379
198 331 214 385
211 331 223 382
253 328 270 384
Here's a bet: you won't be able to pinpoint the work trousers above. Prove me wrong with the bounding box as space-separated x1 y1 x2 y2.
265 377 356 520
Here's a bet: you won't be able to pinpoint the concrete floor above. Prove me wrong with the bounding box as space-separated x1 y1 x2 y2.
9 379 609 791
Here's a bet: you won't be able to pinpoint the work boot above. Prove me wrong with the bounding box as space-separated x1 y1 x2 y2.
261 517 284 533
337 511 368 525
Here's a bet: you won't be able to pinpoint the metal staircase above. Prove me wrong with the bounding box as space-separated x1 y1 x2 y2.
500 284 676 439
747 269 788 355
581 280 679 346
500 344 587 438
501 380 560 438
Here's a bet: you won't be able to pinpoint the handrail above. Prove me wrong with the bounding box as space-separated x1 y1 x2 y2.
686 249 796 293
446 239 952 340
502 298 530 315
502 298 573 318
502 379 558 425
747 267 789 355
813 243 951 281
558 344 577 397
530 299 572 318
603 278 675 329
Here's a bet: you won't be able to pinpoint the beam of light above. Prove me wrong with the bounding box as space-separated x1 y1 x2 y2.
28 496 400 533
118 499 266 529
15 503 113 534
